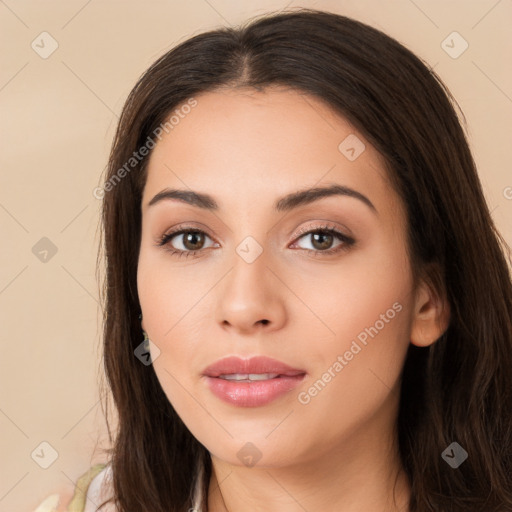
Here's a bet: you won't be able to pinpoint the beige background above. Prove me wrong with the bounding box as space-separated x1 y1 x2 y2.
0 1 510 510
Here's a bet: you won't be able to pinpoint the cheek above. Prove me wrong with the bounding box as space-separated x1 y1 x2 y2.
137 243 212 340
297 309 410 451
296 238 411 370
137 249 214 402
297 234 412 351
317 299 411 397
294 244 413 431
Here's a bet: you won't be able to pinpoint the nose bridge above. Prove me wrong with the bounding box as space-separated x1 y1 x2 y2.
225 238 272 305
214 235 287 332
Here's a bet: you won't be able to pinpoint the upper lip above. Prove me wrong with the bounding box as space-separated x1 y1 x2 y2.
202 356 306 377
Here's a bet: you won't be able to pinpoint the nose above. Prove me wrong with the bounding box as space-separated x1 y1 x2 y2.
214 249 287 335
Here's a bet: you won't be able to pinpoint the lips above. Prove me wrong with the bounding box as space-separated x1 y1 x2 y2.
202 355 306 378
202 356 307 407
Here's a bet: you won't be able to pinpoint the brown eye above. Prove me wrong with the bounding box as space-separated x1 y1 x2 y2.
295 229 345 252
158 229 216 254
181 231 206 250
310 231 334 250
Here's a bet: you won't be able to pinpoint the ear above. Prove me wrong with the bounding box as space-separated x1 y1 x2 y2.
410 278 450 347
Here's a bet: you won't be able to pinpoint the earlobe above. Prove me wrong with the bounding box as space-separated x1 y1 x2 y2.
410 280 451 348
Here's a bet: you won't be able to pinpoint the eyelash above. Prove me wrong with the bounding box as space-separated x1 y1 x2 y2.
155 223 356 259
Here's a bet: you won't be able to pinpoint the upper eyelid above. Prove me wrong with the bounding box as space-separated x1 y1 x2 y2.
293 222 350 237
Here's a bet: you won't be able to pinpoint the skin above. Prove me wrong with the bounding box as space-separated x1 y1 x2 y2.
137 87 449 512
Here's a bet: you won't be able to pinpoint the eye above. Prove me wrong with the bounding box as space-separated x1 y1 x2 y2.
291 224 355 255
156 226 217 258
155 223 355 259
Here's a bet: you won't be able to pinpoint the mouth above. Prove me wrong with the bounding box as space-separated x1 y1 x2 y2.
202 355 306 378
202 356 306 407
216 373 298 381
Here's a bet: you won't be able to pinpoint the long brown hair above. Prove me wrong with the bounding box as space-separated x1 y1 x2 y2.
96 8 512 511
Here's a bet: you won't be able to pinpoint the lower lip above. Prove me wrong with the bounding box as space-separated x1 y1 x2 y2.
204 374 306 407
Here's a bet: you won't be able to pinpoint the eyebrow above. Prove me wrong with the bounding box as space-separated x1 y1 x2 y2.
147 184 377 214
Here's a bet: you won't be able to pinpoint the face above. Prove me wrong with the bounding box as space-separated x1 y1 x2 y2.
137 87 417 470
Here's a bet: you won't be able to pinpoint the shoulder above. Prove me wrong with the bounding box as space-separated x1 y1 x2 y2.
83 463 116 512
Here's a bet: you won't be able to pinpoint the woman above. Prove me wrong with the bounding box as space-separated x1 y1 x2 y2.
39 7 512 512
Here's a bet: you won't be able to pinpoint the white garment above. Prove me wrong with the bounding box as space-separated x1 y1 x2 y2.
85 462 205 512
84 464 115 512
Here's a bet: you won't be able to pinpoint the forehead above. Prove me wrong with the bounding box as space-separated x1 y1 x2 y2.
142 87 396 216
